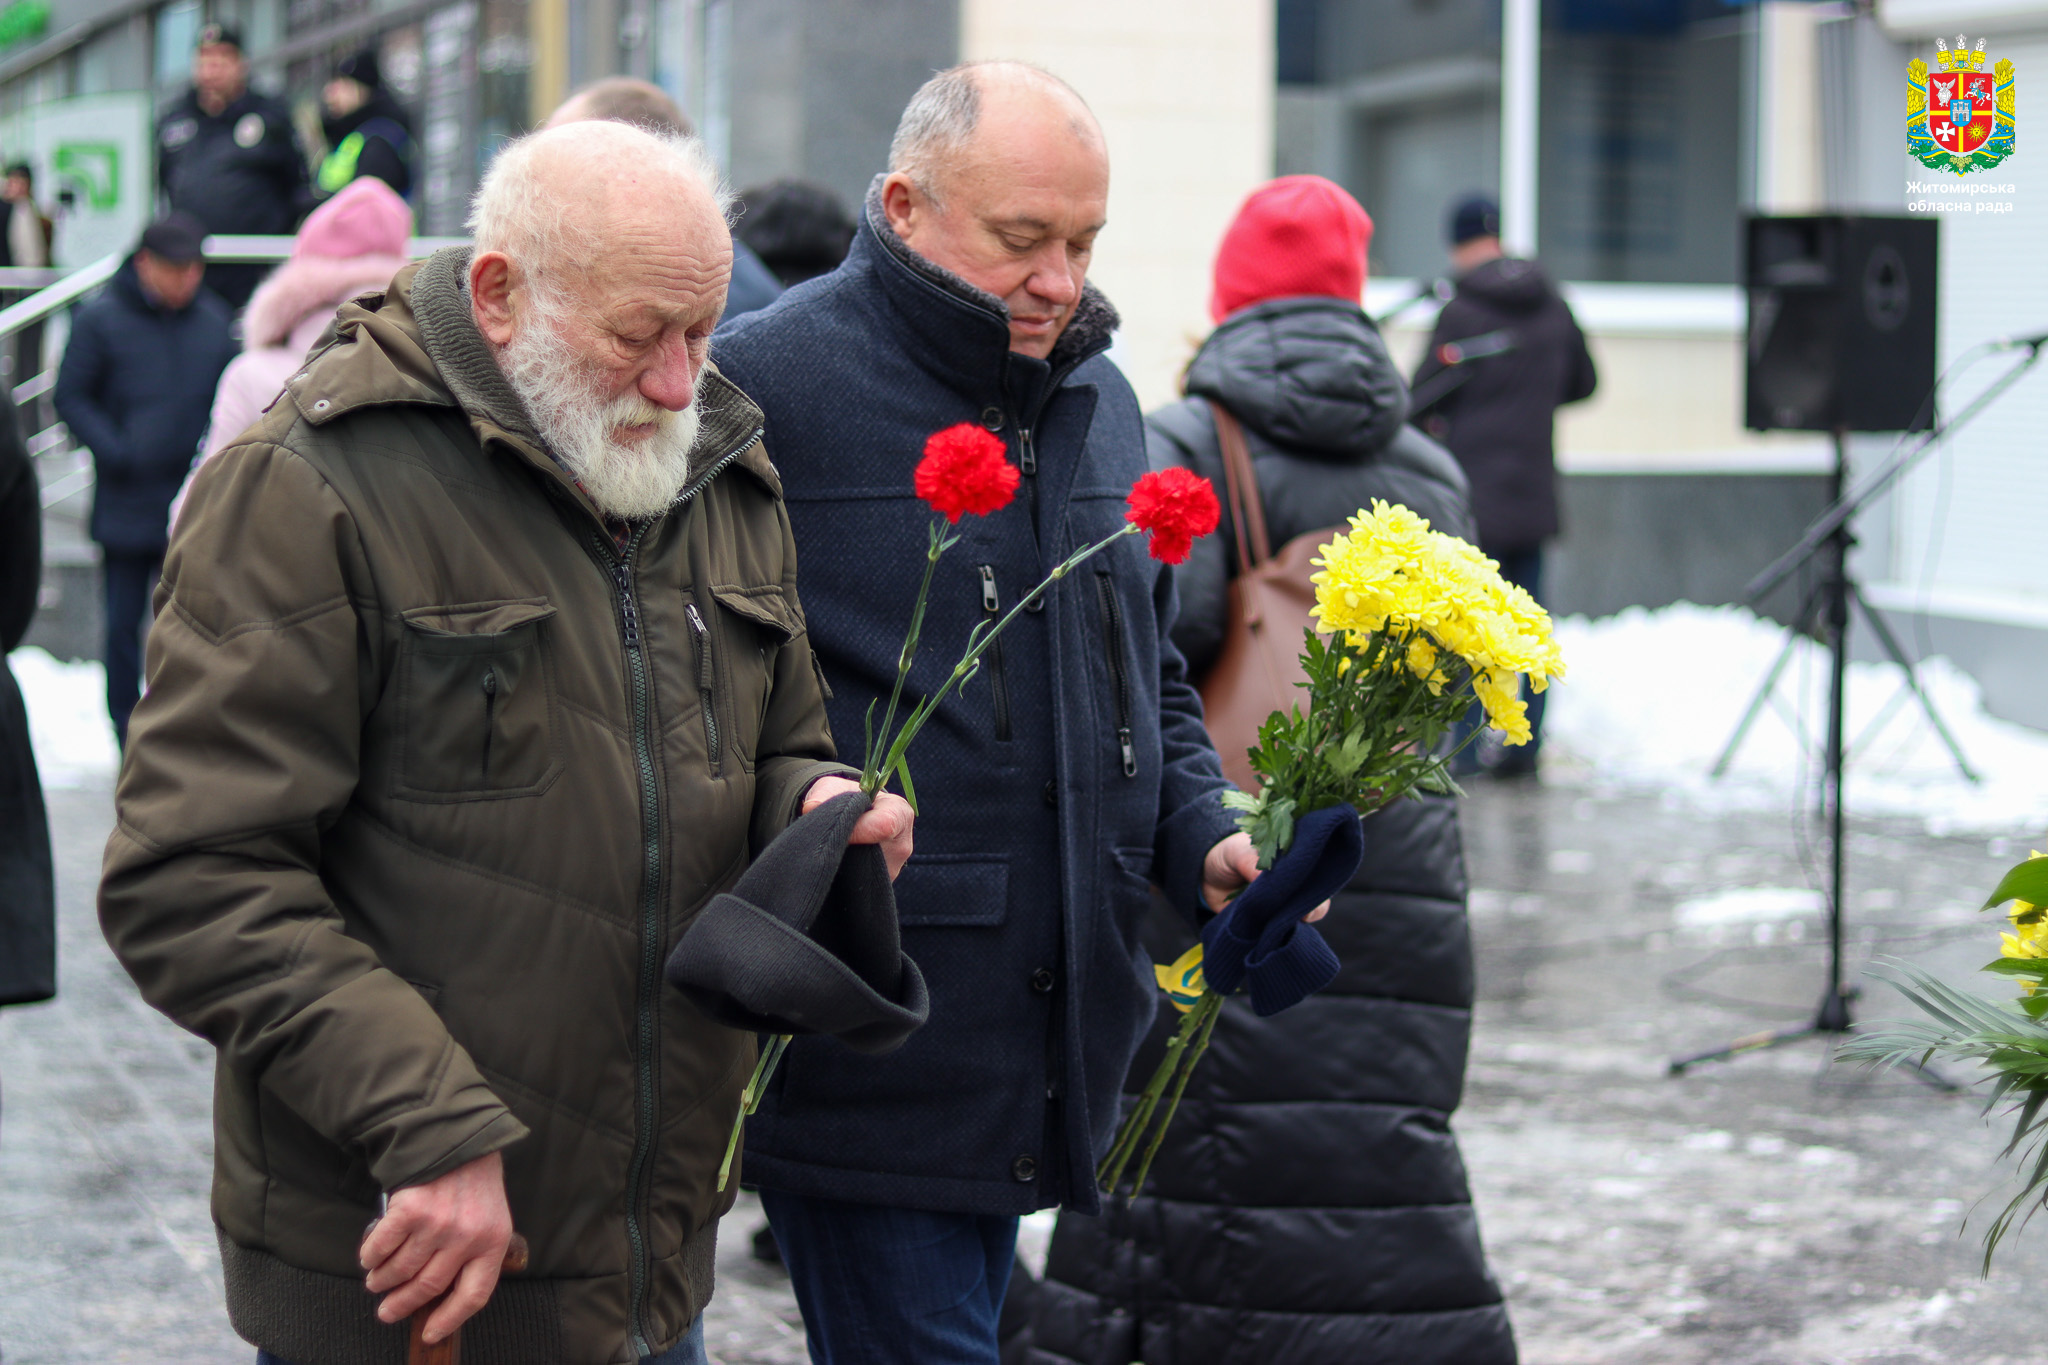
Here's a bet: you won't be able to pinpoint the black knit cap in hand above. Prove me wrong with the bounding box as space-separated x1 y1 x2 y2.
664 790 928 1053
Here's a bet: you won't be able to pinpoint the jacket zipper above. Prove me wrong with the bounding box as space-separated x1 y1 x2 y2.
685 601 722 774
977 565 1011 742
480 667 498 780
1094 571 1137 778
564 424 761 1360
593 524 662 1361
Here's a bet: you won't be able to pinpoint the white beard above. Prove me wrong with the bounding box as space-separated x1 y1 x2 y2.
501 315 702 520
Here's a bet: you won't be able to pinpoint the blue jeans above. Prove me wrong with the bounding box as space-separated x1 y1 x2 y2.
255 1313 706 1365
758 1187 1019 1365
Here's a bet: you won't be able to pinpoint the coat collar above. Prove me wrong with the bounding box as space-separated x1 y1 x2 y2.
854 176 1119 401
286 247 778 515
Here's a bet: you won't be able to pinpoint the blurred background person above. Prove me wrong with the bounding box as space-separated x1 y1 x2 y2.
1410 193 1596 778
172 176 413 530
1 379 53 1026
1 161 52 392
53 214 235 747
316 48 413 200
1031 175 1518 1365
546 76 783 318
154 23 308 310
736 178 856 287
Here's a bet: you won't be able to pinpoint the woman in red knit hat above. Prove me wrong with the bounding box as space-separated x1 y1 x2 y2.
1030 176 1519 1365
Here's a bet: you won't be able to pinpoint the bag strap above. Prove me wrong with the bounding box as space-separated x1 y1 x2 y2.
1208 402 1272 570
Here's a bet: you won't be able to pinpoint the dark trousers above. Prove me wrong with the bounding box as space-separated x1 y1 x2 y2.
257 1314 705 1364
1453 545 1547 773
758 1187 1019 1365
101 550 160 746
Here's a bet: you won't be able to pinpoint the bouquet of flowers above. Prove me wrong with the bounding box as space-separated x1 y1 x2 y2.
1098 499 1565 1201
715 424 1222 1189
1842 852 2048 1267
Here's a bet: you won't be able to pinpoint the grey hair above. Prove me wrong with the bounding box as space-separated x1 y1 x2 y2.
468 123 735 278
888 61 1095 207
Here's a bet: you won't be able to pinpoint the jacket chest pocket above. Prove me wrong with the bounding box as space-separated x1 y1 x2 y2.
393 600 561 801
694 584 799 774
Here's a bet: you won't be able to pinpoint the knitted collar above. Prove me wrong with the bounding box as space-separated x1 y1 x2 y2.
408 246 543 445
860 175 1120 373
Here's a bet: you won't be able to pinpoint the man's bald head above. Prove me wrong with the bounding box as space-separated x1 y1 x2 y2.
889 61 1102 209
545 76 693 136
881 61 1109 359
466 120 735 517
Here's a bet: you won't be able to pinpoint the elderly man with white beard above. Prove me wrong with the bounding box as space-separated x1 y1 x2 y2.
98 118 910 1365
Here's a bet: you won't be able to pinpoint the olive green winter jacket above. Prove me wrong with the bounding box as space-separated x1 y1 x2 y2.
100 248 852 1365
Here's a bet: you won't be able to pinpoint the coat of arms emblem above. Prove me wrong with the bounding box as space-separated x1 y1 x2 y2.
1910 36 2015 174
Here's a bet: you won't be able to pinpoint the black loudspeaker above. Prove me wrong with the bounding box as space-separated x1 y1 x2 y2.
1744 215 1938 432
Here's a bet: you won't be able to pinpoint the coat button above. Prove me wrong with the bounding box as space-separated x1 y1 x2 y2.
1042 780 1057 809
981 405 1004 431
1011 1154 1038 1183
1031 967 1056 994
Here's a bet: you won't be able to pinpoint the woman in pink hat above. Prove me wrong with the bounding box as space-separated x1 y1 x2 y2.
171 177 412 529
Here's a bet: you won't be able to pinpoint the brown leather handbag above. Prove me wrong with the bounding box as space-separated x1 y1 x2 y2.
1196 403 1342 794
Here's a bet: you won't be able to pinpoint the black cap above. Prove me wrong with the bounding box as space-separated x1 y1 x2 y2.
664 790 929 1054
1449 193 1501 246
333 48 380 89
196 22 242 52
139 212 208 264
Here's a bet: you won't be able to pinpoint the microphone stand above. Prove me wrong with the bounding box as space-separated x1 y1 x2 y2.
1669 337 2046 1078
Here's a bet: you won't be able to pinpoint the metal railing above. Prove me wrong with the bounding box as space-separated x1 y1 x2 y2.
25 235 467 511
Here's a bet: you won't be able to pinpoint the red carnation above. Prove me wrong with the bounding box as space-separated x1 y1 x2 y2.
914 423 1020 524
1125 467 1221 565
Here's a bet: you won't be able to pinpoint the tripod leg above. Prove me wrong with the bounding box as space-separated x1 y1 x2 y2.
1670 1023 1819 1075
1849 586 1980 784
1710 582 1821 778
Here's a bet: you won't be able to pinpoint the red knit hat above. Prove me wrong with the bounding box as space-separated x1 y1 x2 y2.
1208 175 1373 323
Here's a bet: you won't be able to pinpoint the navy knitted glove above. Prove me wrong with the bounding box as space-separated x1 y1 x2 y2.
1199 803 1362 1016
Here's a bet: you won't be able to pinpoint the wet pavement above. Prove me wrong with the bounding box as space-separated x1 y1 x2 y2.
4 769 2046 1363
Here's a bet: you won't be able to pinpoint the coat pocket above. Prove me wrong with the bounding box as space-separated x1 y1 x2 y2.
393 599 560 801
894 855 1010 928
705 584 800 772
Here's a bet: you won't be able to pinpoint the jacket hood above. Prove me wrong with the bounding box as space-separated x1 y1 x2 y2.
1184 295 1410 461
241 251 410 349
1455 255 1557 313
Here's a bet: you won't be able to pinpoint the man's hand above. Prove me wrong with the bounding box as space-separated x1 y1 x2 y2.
1201 832 1330 922
359 1151 513 1345
803 776 915 880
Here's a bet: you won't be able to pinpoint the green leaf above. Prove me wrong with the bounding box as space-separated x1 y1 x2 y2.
1983 957 2048 978
894 757 919 815
1986 857 2048 911
1220 789 1261 814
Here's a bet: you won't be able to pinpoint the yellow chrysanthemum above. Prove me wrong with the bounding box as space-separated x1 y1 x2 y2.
2001 852 2048 980
1310 501 1565 727
1404 635 1445 693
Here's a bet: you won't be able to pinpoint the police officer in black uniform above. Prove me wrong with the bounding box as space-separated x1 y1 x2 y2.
155 24 308 309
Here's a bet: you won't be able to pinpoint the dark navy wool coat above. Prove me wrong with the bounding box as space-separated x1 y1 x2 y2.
54 260 236 554
714 200 1238 1218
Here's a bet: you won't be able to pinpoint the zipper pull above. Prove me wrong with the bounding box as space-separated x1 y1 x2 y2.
979 564 1000 613
686 601 709 645
481 667 498 779
614 562 641 649
1118 727 1137 777
1019 427 1037 476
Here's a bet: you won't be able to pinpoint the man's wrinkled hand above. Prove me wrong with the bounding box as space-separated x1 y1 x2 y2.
359 1151 513 1345
803 776 915 880
1201 831 1330 922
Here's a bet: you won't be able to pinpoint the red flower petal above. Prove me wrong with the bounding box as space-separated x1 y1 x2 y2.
914 423 1020 524
1125 467 1221 565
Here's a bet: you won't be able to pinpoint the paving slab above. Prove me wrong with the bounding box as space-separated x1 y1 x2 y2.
5 770 2046 1363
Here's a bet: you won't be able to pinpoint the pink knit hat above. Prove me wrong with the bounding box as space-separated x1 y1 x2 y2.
292 177 412 260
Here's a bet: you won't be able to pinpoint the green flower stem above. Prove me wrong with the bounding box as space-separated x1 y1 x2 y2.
874 524 1140 787
1097 988 1220 1199
1125 988 1225 1199
863 523 949 795
716 1031 791 1192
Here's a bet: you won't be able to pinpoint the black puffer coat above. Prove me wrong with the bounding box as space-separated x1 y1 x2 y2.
0 383 54 1007
1028 295 1516 1364
1410 256 1596 557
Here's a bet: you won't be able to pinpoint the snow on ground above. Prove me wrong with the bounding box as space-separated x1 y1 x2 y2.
9 646 118 788
1544 602 2048 836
